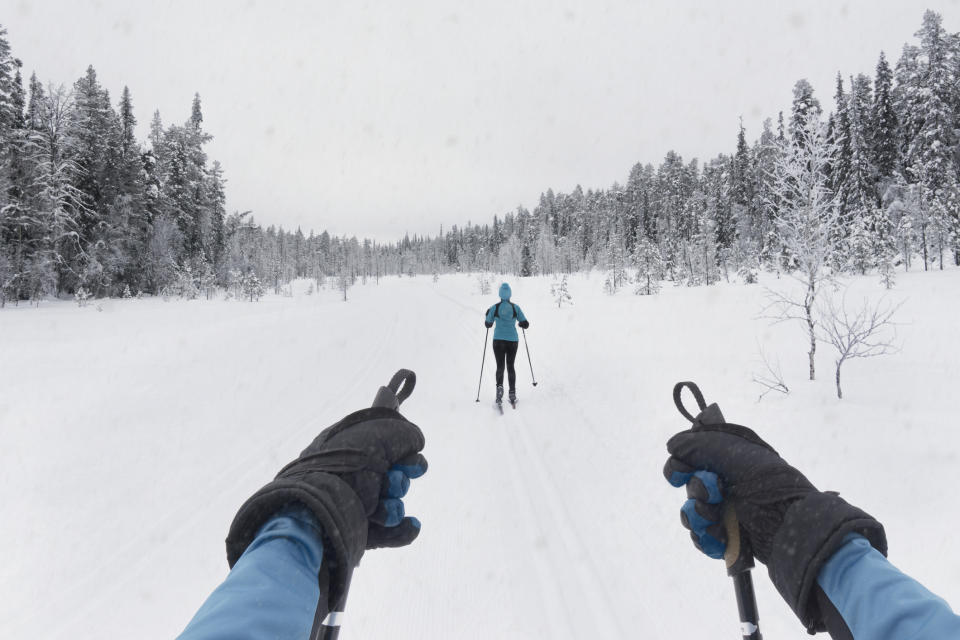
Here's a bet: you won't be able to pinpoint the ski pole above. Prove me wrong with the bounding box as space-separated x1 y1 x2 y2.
725 511 762 640
521 328 537 386
309 369 417 640
672 382 760 640
311 568 352 640
475 328 489 402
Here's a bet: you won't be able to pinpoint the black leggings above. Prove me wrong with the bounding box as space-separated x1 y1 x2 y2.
492 339 519 390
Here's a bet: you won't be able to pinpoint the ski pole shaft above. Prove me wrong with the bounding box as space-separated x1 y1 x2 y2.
476 328 489 402
725 507 761 640
522 328 537 386
309 370 416 639
311 567 353 640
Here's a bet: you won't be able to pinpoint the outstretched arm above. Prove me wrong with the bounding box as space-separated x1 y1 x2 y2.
663 388 957 638
181 372 428 640
178 505 324 640
815 534 960 639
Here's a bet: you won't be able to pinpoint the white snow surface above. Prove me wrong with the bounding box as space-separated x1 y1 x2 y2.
1 269 958 639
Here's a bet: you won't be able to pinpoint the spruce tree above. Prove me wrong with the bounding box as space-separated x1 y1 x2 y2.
789 80 821 146
870 51 898 186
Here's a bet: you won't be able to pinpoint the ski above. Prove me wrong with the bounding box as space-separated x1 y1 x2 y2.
510 399 518 409
495 402 504 414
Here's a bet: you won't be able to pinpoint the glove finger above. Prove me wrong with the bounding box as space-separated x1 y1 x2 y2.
367 517 421 549
682 499 727 560
393 453 428 479
680 498 722 532
371 498 405 527
678 499 724 528
383 469 411 498
663 457 696 487
686 470 724 504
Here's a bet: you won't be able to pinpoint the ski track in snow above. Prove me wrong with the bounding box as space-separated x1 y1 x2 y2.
2 270 959 639
39 299 403 639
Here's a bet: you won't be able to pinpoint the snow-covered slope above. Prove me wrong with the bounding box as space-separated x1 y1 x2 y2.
1 269 957 639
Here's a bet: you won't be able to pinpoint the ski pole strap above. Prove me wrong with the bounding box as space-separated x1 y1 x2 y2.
673 381 707 423
387 369 416 405
372 369 416 409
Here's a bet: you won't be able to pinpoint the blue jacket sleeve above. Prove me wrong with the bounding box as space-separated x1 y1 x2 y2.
178 505 325 640
485 305 495 324
516 305 527 323
817 534 960 639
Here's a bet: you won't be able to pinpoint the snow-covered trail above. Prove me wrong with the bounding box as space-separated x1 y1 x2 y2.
2 270 959 639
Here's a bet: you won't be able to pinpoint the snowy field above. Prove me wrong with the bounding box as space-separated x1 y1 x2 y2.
2 268 958 639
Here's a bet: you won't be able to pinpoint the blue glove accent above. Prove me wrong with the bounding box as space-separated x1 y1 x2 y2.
380 498 405 527
386 470 410 498
393 462 427 479
693 470 723 504
409 517 421 530
698 533 726 559
669 469 693 487
682 499 726 559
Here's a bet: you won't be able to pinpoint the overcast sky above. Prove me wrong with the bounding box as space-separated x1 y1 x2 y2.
3 1 959 240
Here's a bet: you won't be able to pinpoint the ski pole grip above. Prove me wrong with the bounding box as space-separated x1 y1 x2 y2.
724 505 755 575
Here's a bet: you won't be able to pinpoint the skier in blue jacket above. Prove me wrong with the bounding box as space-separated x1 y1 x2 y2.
178 374 428 640
484 282 529 406
664 395 960 639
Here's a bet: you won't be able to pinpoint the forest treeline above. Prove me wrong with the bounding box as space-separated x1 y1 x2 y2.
1 10 958 305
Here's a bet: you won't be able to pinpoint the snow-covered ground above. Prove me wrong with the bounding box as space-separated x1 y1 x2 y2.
1 268 958 639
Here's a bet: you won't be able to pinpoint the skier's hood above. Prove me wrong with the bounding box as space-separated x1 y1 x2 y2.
499 283 512 300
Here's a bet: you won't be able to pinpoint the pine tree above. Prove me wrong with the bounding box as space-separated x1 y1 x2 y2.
828 74 852 229
633 235 663 295
845 214 873 275
870 51 898 186
789 80 821 146
550 274 573 308
726 120 750 250
897 11 958 268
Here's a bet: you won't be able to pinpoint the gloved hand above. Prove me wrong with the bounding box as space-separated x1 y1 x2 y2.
663 387 885 633
518 320 529 329
484 321 493 328
226 405 427 615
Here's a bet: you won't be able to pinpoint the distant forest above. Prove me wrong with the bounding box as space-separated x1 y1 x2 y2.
1 10 958 305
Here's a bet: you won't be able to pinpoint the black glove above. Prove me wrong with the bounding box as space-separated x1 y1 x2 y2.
226 380 427 618
663 383 886 634
484 321 493 328
518 320 529 329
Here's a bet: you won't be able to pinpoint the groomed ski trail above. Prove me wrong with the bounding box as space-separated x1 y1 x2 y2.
499 405 631 638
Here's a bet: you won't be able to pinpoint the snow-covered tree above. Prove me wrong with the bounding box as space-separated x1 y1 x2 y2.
633 235 663 295
764 109 838 381
27 84 88 297
550 274 573 308
476 272 491 295
845 214 873 275
240 271 263 301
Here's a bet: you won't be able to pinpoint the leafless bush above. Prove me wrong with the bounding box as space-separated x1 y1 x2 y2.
817 294 901 399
